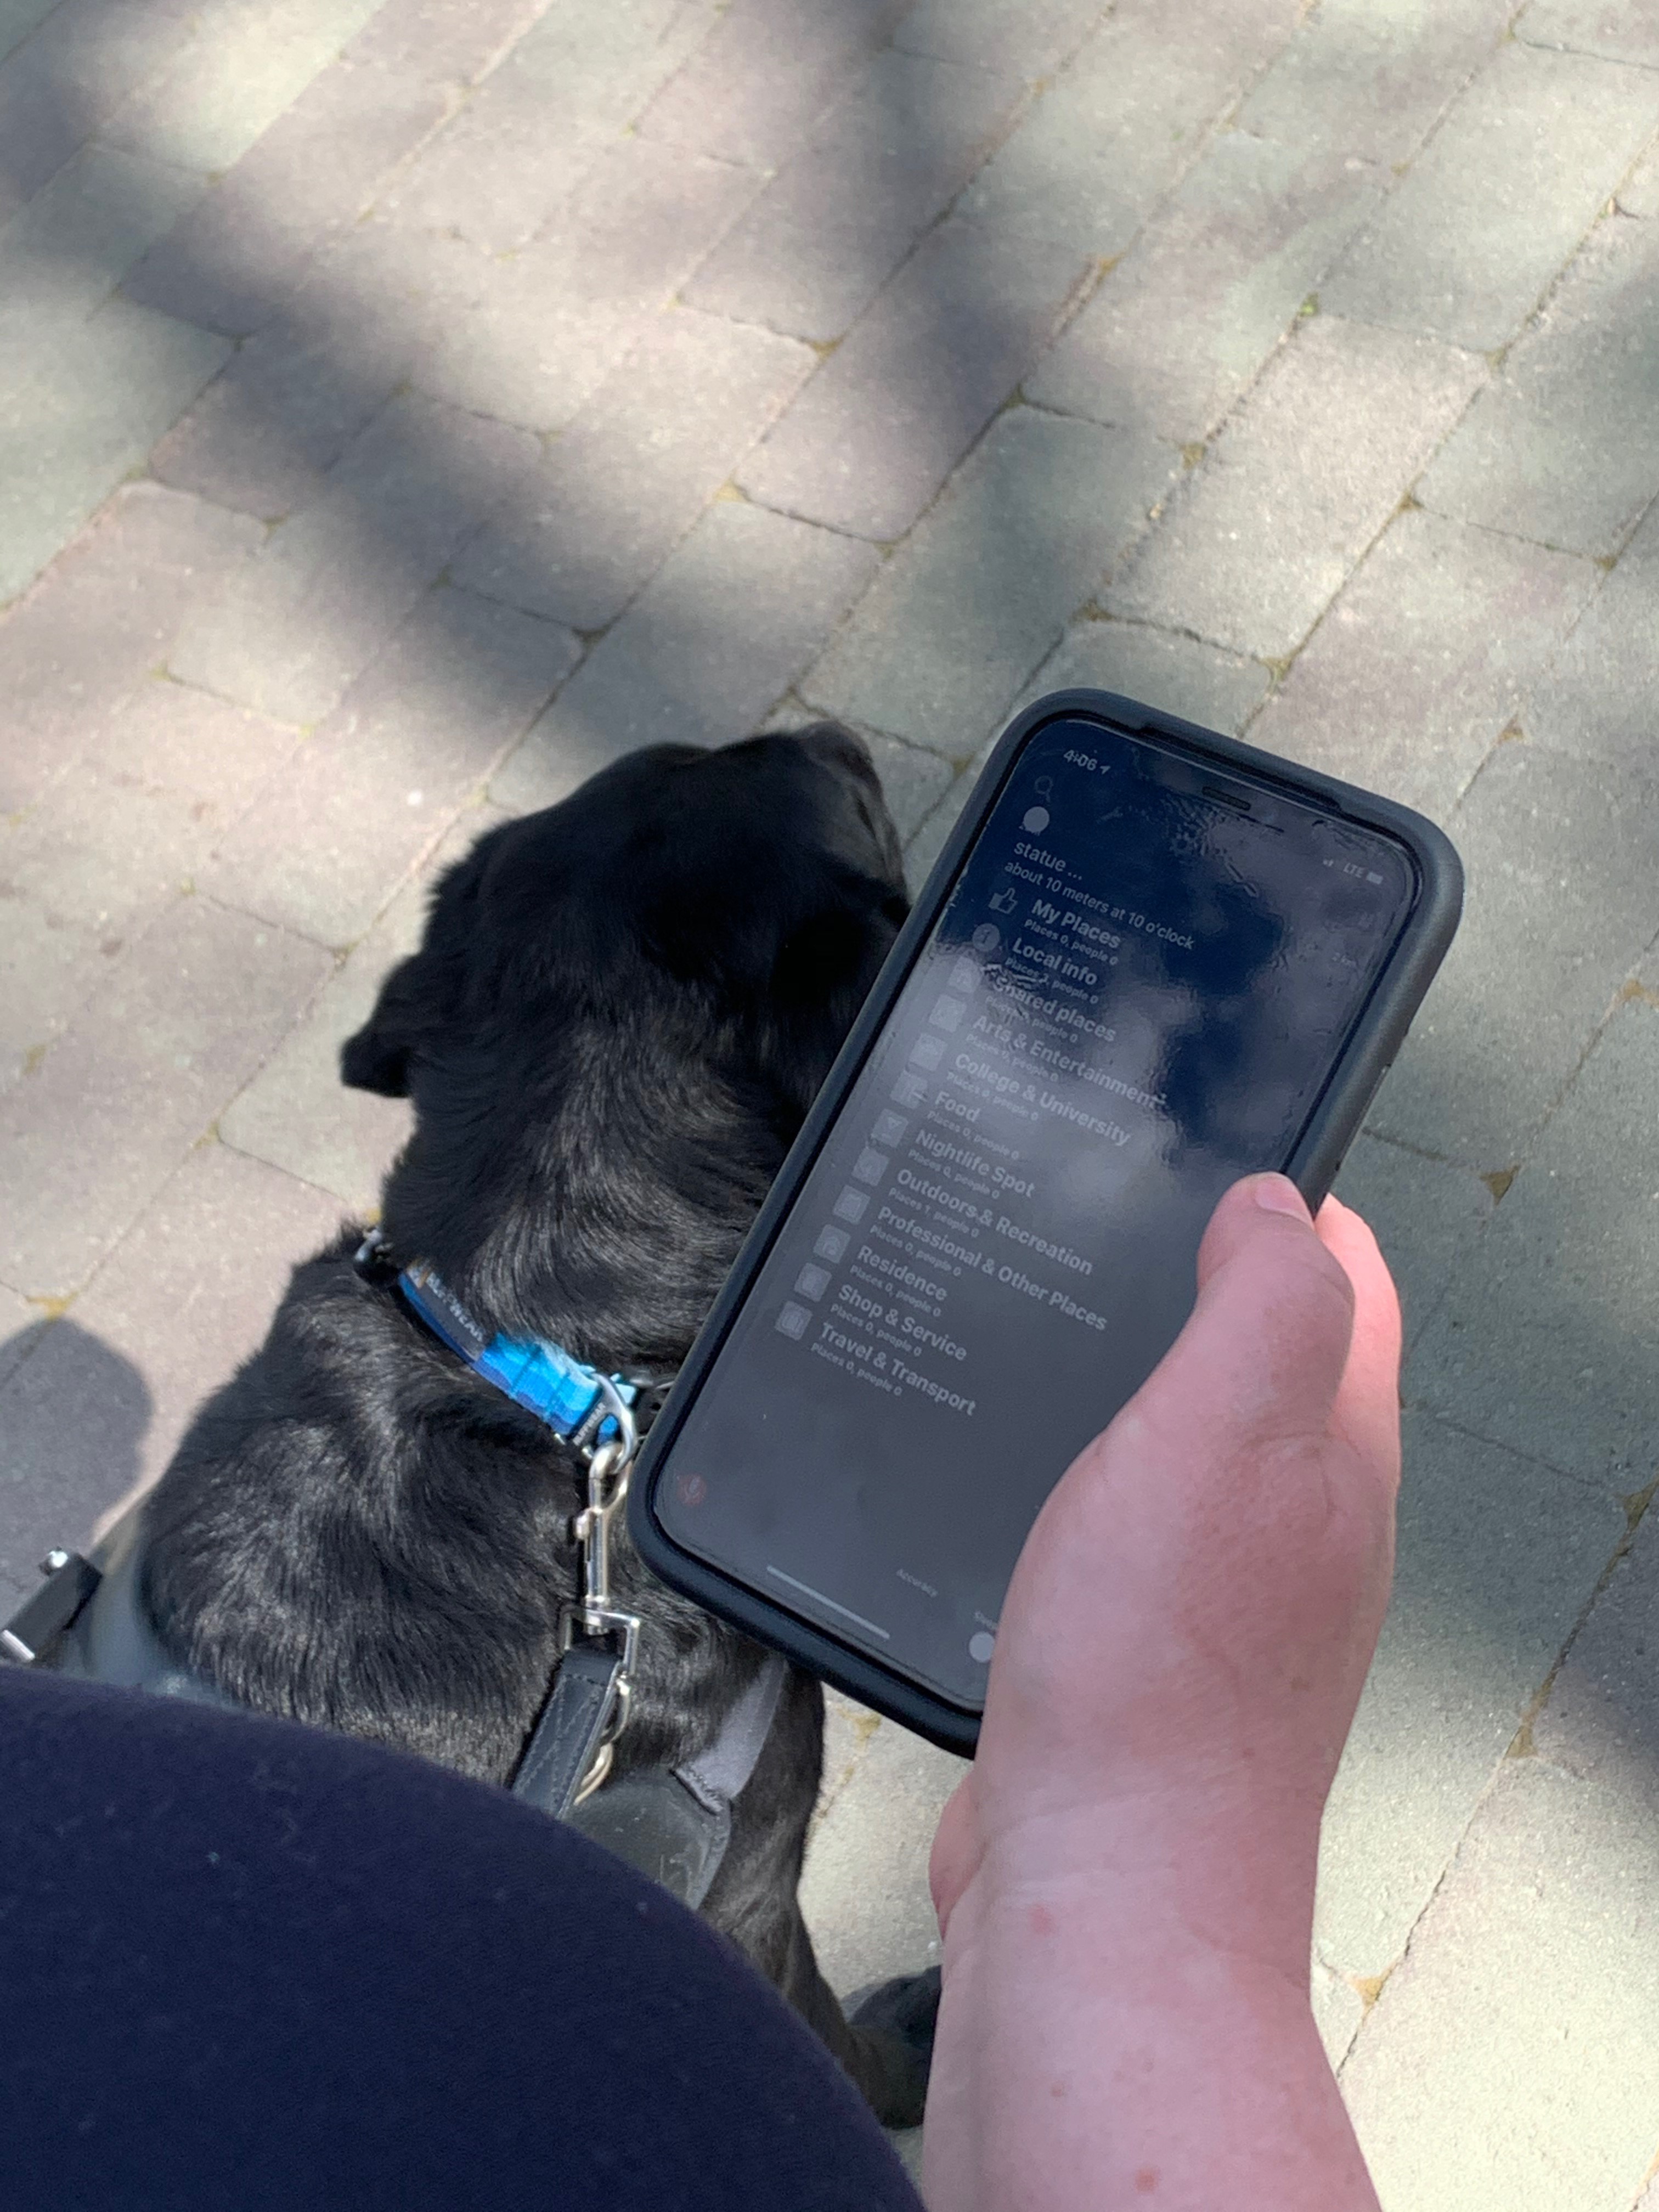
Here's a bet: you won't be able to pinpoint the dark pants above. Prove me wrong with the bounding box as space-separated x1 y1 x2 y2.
0 1667 923 2212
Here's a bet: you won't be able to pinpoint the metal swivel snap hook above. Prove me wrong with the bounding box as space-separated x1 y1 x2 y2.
563 1376 644 1802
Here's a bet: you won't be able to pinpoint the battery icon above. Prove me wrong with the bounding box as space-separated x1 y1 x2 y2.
1365 871 1384 884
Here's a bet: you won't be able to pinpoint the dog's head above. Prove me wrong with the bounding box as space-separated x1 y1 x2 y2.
341 725 909 1360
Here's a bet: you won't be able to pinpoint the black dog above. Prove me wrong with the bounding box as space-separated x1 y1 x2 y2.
136 727 934 2121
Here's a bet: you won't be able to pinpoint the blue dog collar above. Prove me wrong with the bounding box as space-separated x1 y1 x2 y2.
396 1259 635 1443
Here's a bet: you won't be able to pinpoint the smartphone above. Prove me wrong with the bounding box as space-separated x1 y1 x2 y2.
629 691 1462 1752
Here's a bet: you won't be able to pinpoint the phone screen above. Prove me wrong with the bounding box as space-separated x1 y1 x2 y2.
652 714 1417 1714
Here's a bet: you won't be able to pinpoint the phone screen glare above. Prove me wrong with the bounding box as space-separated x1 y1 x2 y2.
656 720 1413 1711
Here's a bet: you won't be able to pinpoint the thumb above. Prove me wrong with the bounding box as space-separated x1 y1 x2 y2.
1127 1175 1359 1476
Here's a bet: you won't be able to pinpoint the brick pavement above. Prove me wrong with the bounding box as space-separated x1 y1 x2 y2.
2 2 1658 2201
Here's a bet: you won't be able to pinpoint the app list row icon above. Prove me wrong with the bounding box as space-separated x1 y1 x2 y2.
775 948 983 1344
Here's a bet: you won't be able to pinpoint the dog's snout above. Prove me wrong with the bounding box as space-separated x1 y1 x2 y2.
795 720 879 790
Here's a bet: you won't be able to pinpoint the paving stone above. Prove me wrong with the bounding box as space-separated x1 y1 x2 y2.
148 373 345 524
414 138 760 433
955 0 1301 252
1322 41 1659 352
815 1682 882 1819
1316 1410 1622 1983
0 1284 42 1396
75 670 298 820
1020 618 1273 738
0 0 61 68
736 222 1092 541
379 0 719 255
802 407 1177 759
101 0 390 174
1407 997 1659 1491
636 0 906 172
1104 315 1487 660
1537 1487 1659 1779
1368 742 1659 1175
0 1144 347 1597
1311 1956 1366 2072
0 680 299 1085
1025 132 1384 444
685 50 1025 343
800 1694 964 1996
149 222 489 521
1417 199 1659 557
217 806 506 1213
1623 155 1659 222
0 1316 155 1604
1251 506 1600 821
902 757 984 891
0 144 207 388
0 891 134 1099
0 0 201 222
0 482 263 812
493 501 878 810
1526 503 1659 771
1341 1756 1659 2212
0 298 231 606
199 587 579 946
851 733 955 843
453 309 815 630
1331 1132 1495 1355
914 636 1266 891
168 394 536 724
0 898 331 1299
1519 1498 1659 2203
1235 0 1513 168
893 0 1103 77
219 937 411 1216
342 0 551 83
807 1685 950 2199
287 211 495 354
1516 0 1659 65
119 59 452 338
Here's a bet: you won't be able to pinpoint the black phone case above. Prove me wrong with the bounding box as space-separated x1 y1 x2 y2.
629 689 1464 1754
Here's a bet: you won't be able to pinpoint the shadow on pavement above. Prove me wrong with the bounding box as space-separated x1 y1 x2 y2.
0 1317 150 1603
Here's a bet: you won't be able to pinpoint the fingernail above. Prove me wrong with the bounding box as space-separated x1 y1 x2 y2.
1252 1174 1310 1220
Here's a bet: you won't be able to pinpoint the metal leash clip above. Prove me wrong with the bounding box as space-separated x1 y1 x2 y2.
561 1376 641 1804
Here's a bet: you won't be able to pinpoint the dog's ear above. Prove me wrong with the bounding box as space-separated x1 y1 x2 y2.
340 951 444 1096
340 845 488 1096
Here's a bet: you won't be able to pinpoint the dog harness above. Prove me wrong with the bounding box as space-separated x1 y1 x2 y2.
4 1238 788 1915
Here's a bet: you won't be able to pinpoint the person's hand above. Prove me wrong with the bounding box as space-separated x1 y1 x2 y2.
923 1175 1400 2212
934 1171 1400 1922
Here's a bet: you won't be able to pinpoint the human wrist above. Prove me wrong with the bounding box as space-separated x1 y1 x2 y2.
925 1820 1375 2212
939 1844 1317 2056
952 1762 1328 1967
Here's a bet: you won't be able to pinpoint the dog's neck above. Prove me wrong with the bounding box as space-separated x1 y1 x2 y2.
378 1019 797 1374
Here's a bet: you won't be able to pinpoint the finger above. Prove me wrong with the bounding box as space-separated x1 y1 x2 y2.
1193 1171 1310 1286
1314 1195 1403 1489
1132 1176 1357 1466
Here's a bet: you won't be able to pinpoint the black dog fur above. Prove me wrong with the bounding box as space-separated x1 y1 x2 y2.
138 727 933 2121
